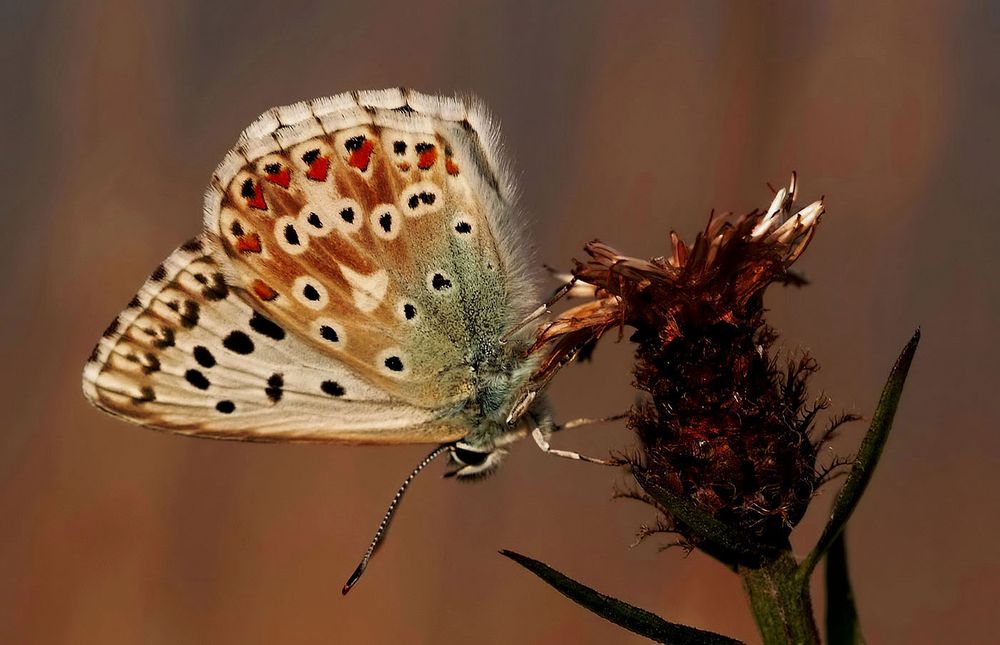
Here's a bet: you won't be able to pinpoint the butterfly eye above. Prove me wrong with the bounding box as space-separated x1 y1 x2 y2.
274 216 309 255
292 276 329 310
369 204 402 240
452 444 490 467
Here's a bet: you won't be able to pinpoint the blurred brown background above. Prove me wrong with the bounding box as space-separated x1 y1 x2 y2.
1 1 997 643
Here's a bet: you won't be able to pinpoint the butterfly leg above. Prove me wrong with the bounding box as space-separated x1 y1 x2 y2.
557 413 628 432
530 426 619 466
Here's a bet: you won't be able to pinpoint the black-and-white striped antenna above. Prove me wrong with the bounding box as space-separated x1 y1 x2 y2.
342 443 453 595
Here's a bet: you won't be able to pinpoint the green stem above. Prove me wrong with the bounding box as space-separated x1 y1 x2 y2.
740 552 819 645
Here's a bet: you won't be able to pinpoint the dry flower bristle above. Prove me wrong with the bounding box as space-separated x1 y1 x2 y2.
534 175 848 555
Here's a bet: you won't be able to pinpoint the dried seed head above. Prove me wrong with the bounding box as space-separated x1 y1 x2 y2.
535 176 848 560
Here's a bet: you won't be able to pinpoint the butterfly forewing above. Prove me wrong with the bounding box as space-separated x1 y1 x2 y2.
83 88 535 444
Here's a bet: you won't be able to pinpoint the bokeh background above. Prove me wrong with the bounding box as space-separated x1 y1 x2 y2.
2 1 997 643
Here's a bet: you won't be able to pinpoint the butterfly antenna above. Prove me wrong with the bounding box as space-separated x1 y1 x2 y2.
342 443 453 595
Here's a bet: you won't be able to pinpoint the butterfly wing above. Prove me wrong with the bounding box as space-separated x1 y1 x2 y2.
83 89 536 444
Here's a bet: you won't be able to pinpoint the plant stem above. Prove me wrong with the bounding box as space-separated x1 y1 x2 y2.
740 552 819 645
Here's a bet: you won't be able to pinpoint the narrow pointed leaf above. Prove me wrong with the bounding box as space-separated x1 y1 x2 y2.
825 531 863 645
800 329 920 580
634 470 775 567
501 549 742 645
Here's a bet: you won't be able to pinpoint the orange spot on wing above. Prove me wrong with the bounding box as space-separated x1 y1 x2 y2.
306 156 331 181
445 157 460 175
236 233 262 253
252 279 278 301
247 183 267 210
266 167 291 188
348 139 375 171
417 146 438 170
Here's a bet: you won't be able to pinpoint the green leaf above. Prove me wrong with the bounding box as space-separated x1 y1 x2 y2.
825 531 863 645
633 470 776 567
500 549 743 645
799 329 920 580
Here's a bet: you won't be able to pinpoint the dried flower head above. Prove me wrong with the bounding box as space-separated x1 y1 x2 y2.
535 175 851 562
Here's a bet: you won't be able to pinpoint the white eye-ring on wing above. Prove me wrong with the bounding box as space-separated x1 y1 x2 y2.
311 317 347 347
395 298 420 324
369 203 402 240
274 216 310 255
298 205 336 238
450 212 476 237
400 181 441 218
330 197 364 235
426 270 455 295
376 347 410 378
292 276 329 310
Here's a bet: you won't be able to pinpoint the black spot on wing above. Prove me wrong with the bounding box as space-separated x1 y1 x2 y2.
193 345 216 368
185 369 210 390
223 331 254 354
432 273 452 291
249 311 285 340
141 353 160 374
103 317 120 338
321 380 345 396
179 300 200 328
180 238 203 253
150 327 175 349
201 273 229 301
266 373 283 402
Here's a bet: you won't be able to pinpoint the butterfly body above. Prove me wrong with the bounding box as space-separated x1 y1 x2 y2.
83 88 553 475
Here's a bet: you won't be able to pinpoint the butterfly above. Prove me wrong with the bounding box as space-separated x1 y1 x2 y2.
81 88 611 592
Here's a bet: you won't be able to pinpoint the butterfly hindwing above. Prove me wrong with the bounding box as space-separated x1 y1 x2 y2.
83 89 537 444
